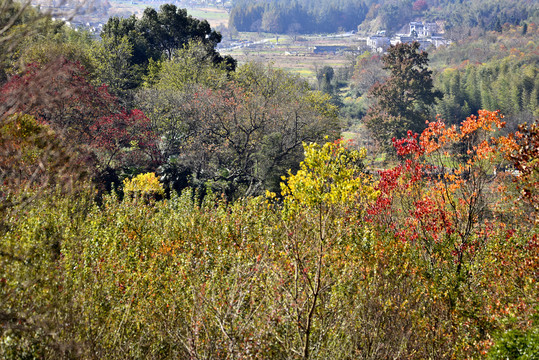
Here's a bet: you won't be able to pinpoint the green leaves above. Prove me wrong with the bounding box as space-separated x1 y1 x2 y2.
150 40 229 91
102 4 223 66
488 321 539 359
90 34 143 94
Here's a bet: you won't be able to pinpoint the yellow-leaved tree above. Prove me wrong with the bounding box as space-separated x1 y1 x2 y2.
279 140 377 209
268 140 378 358
123 172 165 201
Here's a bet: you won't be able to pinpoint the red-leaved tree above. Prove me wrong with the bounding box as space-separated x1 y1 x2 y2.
367 110 511 274
0 58 159 171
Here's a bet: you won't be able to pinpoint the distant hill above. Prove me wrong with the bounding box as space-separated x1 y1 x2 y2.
229 0 539 36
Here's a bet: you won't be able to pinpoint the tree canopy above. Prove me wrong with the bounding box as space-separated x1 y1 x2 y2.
100 4 235 93
103 5 220 62
364 42 442 148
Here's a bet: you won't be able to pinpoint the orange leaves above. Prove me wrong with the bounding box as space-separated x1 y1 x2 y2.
474 140 496 160
460 110 505 136
421 110 505 158
420 116 459 155
497 132 520 154
369 109 523 274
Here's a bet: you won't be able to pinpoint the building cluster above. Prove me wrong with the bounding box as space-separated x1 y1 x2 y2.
367 22 450 53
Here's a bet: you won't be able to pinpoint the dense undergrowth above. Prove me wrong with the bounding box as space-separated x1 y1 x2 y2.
1 114 538 358
0 1 538 358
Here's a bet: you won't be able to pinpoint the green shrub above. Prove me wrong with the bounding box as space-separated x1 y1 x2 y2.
488 327 539 360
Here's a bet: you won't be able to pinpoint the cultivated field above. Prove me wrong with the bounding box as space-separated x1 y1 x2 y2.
220 33 367 81
98 3 365 82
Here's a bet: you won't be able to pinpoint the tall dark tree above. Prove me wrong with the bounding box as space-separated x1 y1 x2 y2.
103 4 222 64
316 65 334 94
101 4 234 92
364 42 442 148
137 5 221 60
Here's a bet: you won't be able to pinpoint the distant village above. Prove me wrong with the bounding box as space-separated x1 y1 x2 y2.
36 0 452 57
219 21 451 56
310 21 450 55
366 21 450 53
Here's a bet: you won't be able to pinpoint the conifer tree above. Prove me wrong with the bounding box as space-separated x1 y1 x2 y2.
364 42 442 149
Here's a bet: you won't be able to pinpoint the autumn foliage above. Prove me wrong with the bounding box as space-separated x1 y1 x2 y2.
364 110 538 355
3 0 538 357
0 7 537 356
0 58 159 172
1 107 538 358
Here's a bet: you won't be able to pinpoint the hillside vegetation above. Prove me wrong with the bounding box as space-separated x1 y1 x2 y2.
1 0 538 358
228 0 539 35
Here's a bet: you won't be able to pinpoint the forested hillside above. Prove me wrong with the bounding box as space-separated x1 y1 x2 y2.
434 56 539 126
336 23 539 140
229 0 539 35
1 0 538 358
